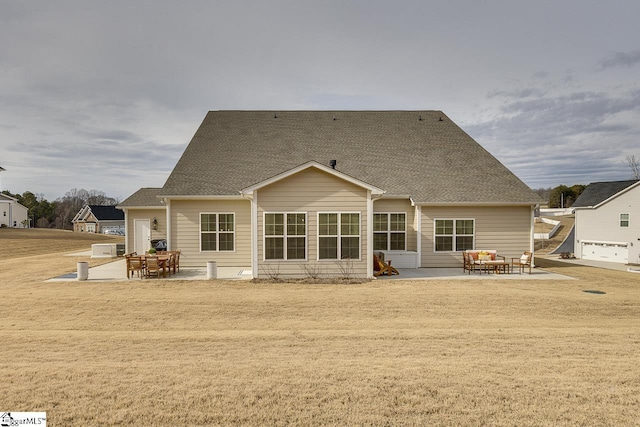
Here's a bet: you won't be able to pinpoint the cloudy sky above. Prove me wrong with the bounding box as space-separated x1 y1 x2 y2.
1 1 639 202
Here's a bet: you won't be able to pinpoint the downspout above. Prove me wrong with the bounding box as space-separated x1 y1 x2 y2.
241 191 258 279
369 192 384 278
165 198 171 250
531 204 536 267
124 210 129 253
367 190 373 279
416 205 422 268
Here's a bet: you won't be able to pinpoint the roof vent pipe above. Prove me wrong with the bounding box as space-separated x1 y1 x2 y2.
329 160 337 169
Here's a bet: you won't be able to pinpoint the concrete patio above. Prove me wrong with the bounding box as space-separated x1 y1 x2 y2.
48 257 575 282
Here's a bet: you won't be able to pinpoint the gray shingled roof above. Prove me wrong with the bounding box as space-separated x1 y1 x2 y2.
572 180 639 207
161 111 541 204
118 188 165 207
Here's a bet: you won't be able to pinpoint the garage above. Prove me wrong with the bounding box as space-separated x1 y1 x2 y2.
581 241 628 263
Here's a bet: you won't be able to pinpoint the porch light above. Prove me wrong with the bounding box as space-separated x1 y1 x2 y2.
152 217 158 231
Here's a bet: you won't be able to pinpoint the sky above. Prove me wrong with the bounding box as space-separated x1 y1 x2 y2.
1 0 639 202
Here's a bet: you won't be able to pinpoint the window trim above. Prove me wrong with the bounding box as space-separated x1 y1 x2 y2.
262 212 308 261
373 212 407 251
199 212 236 252
620 213 630 228
433 218 475 252
317 211 362 261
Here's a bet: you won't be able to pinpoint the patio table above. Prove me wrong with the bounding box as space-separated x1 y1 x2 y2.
482 260 510 274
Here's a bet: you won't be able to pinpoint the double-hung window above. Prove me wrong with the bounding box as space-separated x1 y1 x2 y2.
435 219 474 252
264 213 306 260
620 213 629 227
318 212 360 259
373 213 406 251
200 213 235 251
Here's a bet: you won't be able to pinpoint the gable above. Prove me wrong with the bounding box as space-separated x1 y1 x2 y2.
241 161 383 197
257 166 369 210
161 111 541 205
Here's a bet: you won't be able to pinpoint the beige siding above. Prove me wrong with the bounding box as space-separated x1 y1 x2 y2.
574 186 639 262
125 208 167 253
170 199 251 268
257 167 369 278
373 198 417 251
421 206 532 267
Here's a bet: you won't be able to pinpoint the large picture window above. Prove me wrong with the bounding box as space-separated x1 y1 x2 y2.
318 212 360 260
264 213 306 260
200 213 235 251
435 219 474 252
373 213 406 251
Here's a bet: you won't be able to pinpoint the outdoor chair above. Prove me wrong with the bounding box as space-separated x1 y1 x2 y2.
167 252 176 275
174 250 181 273
463 251 485 274
512 251 533 274
126 255 145 279
145 256 162 279
373 254 399 277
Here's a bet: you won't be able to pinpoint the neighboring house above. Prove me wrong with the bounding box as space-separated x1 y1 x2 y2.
573 179 640 265
72 205 125 234
118 111 542 278
0 193 28 228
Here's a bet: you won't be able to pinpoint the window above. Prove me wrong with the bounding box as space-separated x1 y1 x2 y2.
620 213 629 227
435 219 474 252
264 213 306 260
318 212 360 259
200 213 235 251
373 213 406 251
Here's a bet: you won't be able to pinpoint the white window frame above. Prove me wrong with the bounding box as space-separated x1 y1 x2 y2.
620 213 630 227
434 218 475 252
317 211 362 261
373 212 407 251
200 212 236 252
263 212 307 261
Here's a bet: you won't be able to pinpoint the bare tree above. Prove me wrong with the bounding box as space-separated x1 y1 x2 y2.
626 154 640 179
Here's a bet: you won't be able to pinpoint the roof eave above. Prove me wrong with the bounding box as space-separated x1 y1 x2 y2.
159 195 245 200
414 201 539 207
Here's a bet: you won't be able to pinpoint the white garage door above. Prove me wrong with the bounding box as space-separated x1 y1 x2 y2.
581 242 628 263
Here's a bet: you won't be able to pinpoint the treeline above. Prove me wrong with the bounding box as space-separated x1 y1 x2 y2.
533 184 586 208
1 188 119 229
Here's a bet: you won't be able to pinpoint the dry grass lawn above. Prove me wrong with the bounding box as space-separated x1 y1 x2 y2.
1 229 639 425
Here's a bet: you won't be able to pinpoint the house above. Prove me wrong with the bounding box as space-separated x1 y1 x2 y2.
118 111 541 278
0 193 29 228
72 205 125 234
573 179 639 265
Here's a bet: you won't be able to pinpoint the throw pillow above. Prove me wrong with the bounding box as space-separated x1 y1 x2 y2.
520 254 529 263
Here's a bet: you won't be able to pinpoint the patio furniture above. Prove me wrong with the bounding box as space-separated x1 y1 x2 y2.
373 254 399 277
512 251 533 274
145 256 163 278
483 259 510 274
463 251 486 274
465 250 507 274
463 251 481 274
167 252 176 274
173 250 181 273
126 255 145 279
